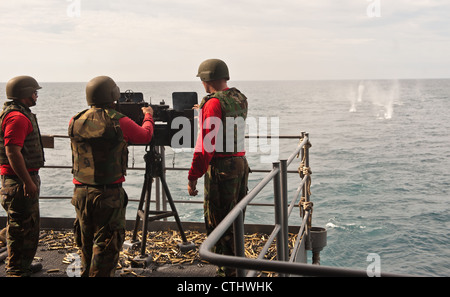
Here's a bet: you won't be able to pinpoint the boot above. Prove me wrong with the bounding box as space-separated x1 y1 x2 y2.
30 262 43 274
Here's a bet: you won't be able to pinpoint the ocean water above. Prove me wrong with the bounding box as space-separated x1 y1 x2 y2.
0 79 449 276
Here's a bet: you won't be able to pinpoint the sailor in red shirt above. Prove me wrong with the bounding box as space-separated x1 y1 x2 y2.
69 76 154 277
187 59 249 277
0 75 45 276
188 60 248 195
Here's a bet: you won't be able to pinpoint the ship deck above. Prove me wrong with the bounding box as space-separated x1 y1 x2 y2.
0 217 282 278
1 249 218 278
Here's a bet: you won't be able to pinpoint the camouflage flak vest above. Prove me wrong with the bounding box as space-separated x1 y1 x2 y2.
199 87 248 154
68 108 128 185
0 101 45 169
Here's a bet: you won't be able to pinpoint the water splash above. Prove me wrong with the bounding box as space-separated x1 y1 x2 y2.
325 221 366 230
349 80 400 119
349 81 364 112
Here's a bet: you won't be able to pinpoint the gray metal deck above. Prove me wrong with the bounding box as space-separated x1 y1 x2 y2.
0 217 279 277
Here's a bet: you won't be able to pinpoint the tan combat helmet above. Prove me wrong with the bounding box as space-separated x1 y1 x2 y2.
6 76 42 100
86 76 120 106
196 59 230 82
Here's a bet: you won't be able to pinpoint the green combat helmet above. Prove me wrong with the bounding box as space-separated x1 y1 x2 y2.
6 76 42 100
196 59 230 82
86 76 120 106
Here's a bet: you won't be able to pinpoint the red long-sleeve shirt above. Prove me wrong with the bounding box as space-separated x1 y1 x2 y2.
0 111 38 175
119 113 154 144
188 97 245 181
1 111 154 180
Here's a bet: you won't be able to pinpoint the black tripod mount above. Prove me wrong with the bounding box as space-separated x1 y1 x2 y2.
124 144 195 263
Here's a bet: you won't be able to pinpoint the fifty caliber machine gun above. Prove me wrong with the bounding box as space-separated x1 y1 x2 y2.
118 90 198 264
116 90 198 147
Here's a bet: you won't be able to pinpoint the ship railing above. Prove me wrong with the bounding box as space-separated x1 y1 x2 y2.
37 134 412 277
199 132 412 277
38 134 301 209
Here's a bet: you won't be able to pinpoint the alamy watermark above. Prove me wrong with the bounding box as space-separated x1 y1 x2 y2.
366 253 381 277
171 112 280 164
366 0 381 18
65 253 82 277
67 0 81 18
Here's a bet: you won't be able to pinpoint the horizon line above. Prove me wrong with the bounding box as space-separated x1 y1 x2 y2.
1 77 449 84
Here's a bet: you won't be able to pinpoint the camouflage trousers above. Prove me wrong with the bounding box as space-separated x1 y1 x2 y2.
71 185 128 277
0 174 40 277
204 156 249 276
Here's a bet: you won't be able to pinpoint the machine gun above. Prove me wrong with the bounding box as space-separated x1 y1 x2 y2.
116 90 198 147
117 90 198 263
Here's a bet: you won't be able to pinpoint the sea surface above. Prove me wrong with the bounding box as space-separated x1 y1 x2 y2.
0 79 449 277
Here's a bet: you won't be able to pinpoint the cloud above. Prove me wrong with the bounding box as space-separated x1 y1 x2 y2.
0 0 449 82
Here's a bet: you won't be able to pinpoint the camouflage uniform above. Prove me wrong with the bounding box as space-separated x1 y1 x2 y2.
69 107 128 277
199 88 249 276
205 156 249 275
71 185 127 277
0 175 41 277
69 108 128 185
0 101 44 277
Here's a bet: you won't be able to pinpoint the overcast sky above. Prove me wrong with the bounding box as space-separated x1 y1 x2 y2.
0 0 449 82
